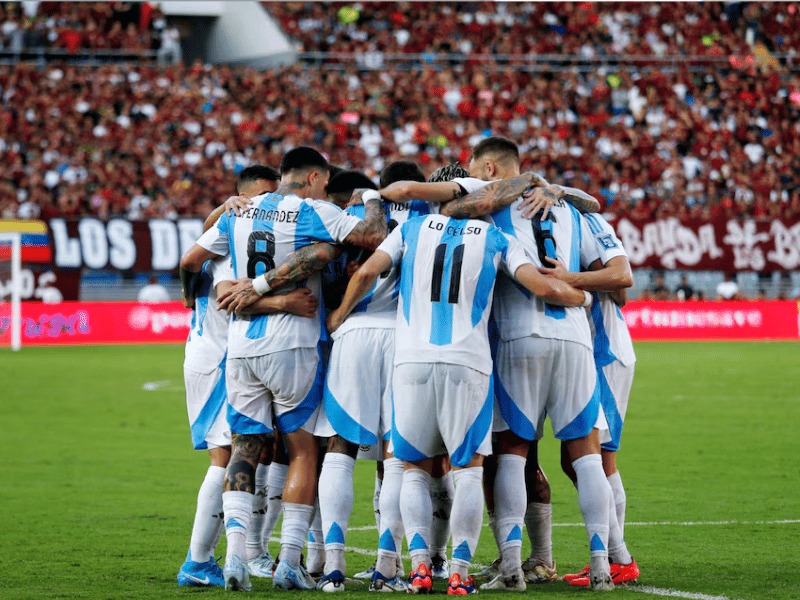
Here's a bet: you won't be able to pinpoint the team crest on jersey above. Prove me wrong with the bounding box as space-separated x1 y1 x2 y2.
598 234 617 249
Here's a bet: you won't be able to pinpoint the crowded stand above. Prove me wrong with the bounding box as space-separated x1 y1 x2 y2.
1 3 799 228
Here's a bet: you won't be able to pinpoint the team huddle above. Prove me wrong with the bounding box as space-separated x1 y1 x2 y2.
176 136 639 594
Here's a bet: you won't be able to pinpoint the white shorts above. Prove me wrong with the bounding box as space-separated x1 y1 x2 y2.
314 327 394 447
392 363 493 467
493 337 600 441
597 360 634 451
184 365 231 450
225 347 323 435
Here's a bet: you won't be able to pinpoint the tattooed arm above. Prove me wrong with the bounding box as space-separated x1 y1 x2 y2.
439 171 545 219
341 189 387 250
217 242 343 315
519 182 601 219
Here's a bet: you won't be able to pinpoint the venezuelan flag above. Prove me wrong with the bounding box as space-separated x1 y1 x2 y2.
0 219 52 263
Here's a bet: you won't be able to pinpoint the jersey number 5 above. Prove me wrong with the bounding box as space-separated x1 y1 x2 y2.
247 230 276 278
430 243 464 304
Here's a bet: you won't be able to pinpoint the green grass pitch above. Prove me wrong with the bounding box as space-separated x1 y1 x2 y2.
0 342 797 599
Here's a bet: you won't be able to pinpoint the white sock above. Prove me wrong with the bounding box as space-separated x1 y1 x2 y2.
400 468 432 570
223 490 254 565
607 497 632 565
572 454 610 559
261 462 288 544
188 465 225 562
430 470 453 558
607 471 627 540
450 467 484 578
524 502 553 566
373 468 383 533
376 457 404 578
279 502 315 568
319 453 356 575
306 498 324 574
493 455 525 574
245 463 269 560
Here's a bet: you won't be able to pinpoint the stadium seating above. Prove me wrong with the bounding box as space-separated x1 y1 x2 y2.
0 1 798 225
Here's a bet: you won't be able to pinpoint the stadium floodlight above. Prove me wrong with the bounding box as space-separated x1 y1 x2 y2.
0 231 22 351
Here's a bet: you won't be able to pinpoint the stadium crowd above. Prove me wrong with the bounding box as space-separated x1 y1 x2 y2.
0 2 799 225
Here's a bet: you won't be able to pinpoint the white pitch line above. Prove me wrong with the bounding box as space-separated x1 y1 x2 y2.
348 518 800 532
628 586 736 600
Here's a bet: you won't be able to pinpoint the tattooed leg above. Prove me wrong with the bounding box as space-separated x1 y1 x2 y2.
224 433 268 493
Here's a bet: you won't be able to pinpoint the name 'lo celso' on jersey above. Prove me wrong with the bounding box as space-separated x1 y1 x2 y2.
377 213 531 376
195 192 363 359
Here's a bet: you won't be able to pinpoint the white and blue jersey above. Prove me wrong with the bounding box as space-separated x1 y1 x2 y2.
195 192 363 359
378 213 532 376
183 257 231 450
332 200 433 333
453 177 595 349
581 212 636 369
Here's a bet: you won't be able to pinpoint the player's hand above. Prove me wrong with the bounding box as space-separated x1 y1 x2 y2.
537 256 569 280
181 289 195 310
519 184 562 220
346 188 373 207
223 195 253 216
280 288 318 318
217 277 259 315
326 308 347 334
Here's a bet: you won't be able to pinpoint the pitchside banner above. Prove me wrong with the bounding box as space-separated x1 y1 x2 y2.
1 300 797 346
609 216 800 271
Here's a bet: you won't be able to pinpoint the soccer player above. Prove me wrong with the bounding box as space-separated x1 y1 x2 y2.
179 147 387 592
326 211 590 595
313 160 433 592
176 165 293 588
440 136 617 591
537 212 640 587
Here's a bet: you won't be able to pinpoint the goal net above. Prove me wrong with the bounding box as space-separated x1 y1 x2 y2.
0 231 21 351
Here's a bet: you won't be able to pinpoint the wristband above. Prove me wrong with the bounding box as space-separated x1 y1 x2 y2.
362 189 381 203
582 290 593 307
252 274 272 296
179 267 202 299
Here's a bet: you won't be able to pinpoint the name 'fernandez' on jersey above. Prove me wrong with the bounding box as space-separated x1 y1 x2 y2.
195 191 363 359
377 213 532 376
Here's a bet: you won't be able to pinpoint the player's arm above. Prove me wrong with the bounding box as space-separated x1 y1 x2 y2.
341 189 387 250
327 249 393 333
519 182 600 219
179 244 223 308
538 255 633 292
218 242 343 315
439 171 545 218
216 281 317 318
379 180 466 204
513 263 590 307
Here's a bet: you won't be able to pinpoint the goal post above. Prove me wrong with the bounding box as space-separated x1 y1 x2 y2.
0 231 22 351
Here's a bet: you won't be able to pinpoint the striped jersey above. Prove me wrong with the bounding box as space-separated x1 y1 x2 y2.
378 213 531 375
454 176 596 350
184 257 229 374
196 192 362 359
330 200 433 336
581 212 636 368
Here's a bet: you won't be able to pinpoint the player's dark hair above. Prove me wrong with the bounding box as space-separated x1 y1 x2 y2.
471 136 519 163
238 164 280 186
280 146 329 175
327 170 378 194
380 160 426 188
327 164 345 179
428 163 471 183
